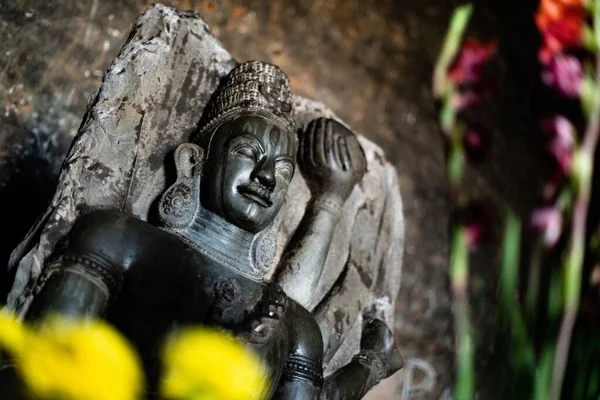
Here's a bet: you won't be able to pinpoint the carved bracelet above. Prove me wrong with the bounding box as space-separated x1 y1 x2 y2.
312 197 342 219
282 353 324 387
352 350 385 383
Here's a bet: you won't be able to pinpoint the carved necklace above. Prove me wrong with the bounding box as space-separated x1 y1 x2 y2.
169 207 275 282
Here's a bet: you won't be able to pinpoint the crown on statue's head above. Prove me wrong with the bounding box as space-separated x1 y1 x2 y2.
195 61 296 147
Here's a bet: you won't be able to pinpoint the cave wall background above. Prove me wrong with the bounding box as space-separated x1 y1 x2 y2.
0 0 545 398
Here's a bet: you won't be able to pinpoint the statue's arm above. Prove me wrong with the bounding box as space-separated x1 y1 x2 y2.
319 319 403 400
273 301 324 400
26 210 135 320
276 202 339 307
276 118 367 307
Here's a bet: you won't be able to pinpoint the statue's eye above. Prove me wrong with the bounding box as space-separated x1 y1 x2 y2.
276 164 293 182
233 145 258 160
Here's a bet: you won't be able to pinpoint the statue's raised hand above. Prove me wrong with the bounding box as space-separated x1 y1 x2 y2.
299 118 367 208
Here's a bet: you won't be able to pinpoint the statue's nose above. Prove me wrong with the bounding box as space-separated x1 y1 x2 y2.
253 157 276 190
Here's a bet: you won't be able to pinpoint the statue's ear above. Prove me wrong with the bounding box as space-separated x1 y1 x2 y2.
174 143 205 180
159 143 204 229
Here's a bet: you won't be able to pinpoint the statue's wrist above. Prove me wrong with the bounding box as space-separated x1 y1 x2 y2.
311 195 344 218
352 350 385 384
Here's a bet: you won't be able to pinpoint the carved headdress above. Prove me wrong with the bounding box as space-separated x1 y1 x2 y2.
159 61 296 280
194 60 296 148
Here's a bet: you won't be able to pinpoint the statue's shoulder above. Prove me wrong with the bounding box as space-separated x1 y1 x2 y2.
66 210 178 266
70 209 154 238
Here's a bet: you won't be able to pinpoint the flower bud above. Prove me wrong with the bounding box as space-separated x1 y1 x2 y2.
531 206 563 247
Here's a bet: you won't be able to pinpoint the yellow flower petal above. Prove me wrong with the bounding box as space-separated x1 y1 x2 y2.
15 316 144 400
161 327 268 400
0 308 27 352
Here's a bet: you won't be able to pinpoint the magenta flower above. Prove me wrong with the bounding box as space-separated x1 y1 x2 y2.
531 206 563 247
458 201 494 249
452 90 482 112
463 125 491 164
541 116 576 199
541 54 583 98
543 115 576 175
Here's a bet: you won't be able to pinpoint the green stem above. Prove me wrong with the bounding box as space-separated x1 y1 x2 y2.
433 4 474 99
499 212 536 372
451 226 474 400
550 8 600 396
525 239 543 319
534 346 555 400
500 214 521 310
447 124 466 196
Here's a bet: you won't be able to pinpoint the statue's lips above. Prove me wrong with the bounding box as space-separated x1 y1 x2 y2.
238 186 273 208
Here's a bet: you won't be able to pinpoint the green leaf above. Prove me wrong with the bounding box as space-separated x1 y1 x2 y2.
583 25 598 53
548 269 563 320
595 0 600 49
433 4 474 99
450 225 469 284
533 346 554 400
580 68 598 119
447 123 466 190
500 212 521 311
440 91 457 132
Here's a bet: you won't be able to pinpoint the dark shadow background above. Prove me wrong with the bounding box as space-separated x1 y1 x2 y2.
0 0 552 398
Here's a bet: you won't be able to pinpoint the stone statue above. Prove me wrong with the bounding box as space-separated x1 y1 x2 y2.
5 5 405 399
20 61 401 398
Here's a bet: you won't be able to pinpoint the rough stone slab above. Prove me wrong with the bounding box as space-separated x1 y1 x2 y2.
6 4 404 372
8 5 236 306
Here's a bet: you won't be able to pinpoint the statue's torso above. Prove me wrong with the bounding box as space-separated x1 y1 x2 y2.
70 211 293 388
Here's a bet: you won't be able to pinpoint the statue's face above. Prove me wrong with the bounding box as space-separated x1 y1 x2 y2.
200 115 296 233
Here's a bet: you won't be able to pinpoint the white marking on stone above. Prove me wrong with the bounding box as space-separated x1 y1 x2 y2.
400 358 437 400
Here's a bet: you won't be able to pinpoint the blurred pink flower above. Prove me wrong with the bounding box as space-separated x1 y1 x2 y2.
458 201 495 249
541 54 583 98
448 38 497 86
452 90 482 111
463 125 491 164
531 206 563 247
543 115 576 175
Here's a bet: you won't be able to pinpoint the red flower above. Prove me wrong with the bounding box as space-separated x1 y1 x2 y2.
535 0 586 63
448 38 497 86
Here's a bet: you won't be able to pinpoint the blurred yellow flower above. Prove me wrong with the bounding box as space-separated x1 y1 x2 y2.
161 327 269 400
0 311 143 400
0 309 27 352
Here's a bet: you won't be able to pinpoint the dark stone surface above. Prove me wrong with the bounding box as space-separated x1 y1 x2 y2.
1 0 546 398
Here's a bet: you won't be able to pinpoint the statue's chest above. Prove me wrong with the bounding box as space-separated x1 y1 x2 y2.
114 238 278 327
108 232 292 386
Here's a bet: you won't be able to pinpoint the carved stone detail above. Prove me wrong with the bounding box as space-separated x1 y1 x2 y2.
282 353 324 386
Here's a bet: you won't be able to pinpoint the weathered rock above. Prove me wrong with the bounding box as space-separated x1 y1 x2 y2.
6 4 403 373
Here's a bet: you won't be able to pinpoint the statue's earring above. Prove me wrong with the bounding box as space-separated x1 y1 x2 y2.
159 143 205 229
251 199 287 279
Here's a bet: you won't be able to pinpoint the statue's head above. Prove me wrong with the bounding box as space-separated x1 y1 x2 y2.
168 61 297 234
